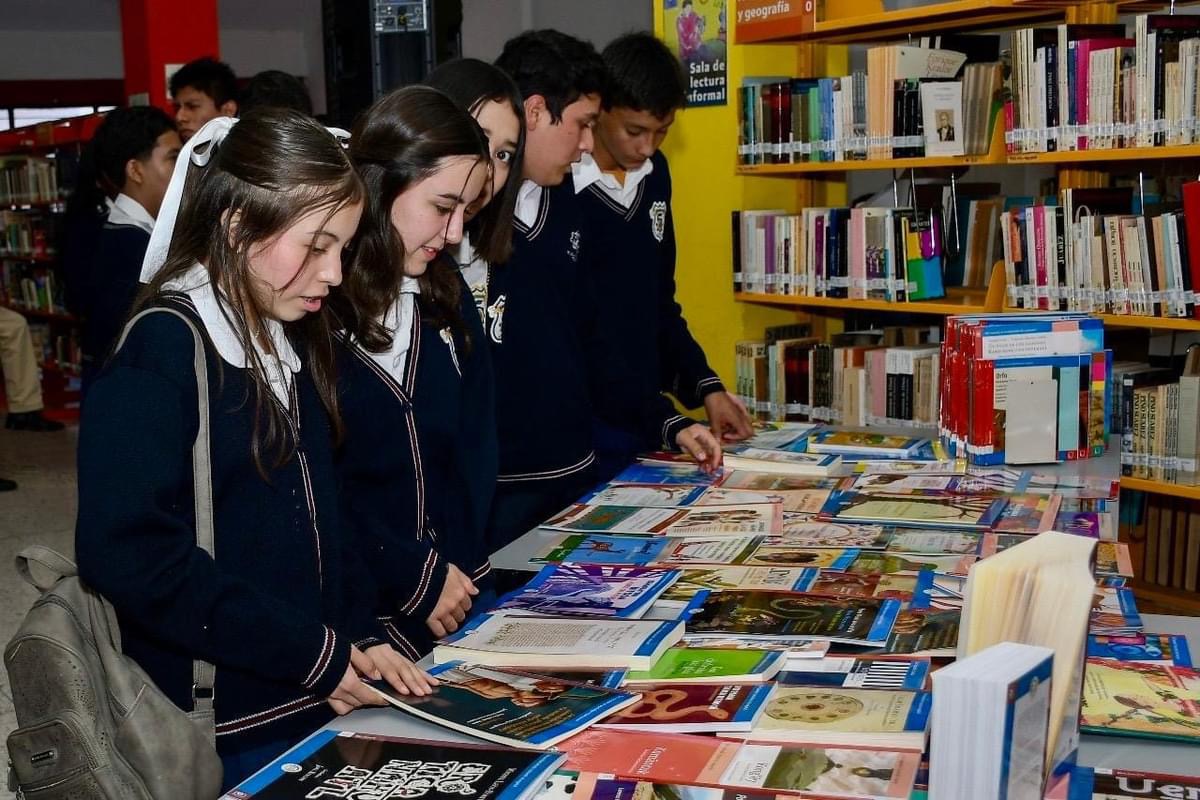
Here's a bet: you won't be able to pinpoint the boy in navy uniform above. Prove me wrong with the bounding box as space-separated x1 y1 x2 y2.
169 57 239 142
484 30 720 552
573 32 753 480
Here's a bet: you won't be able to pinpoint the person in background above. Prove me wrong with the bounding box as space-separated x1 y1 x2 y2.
425 58 525 319
574 32 753 480
483 29 721 553
239 70 313 116
0 306 65 433
76 106 181 393
170 56 239 142
76 110 434 791
334 86 493 657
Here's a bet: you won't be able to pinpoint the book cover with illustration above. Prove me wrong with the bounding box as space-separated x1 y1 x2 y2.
988 493 1062 534
719 445 842 475
613 462 725 486
698 486 834 514
579 484 710 508
1094 542 1135 577
807 431 926 458
661 566 817 600
882 530 990 556
777 657 931 692
623 647 786 685
533 534 670 566
597 683 774 733
1080 659 1200 743
367 663 639 749
863 609 960 657
656 536 768 566
847 473 966 494
720 472 846 492
807 570 935 608
1087 635 1193 668
1088 586 1144 636
818 490 1006 530
742 421 822 451
558 729 920 799
493 564 680 619
845 551 975 577
543 503 782 537
740 545 861 569
222 729 564 800
767 521 892 550
745 686 932 750
685 591 900 646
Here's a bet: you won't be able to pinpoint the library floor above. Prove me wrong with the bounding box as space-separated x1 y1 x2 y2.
0 421 77 800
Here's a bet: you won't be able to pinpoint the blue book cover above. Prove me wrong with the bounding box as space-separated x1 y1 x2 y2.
612 462 721 486
493 564 681 619
1087 634 1193 667
533 534 670 565
576 483 709 507
997 652 1055 794
1057 363 1081 457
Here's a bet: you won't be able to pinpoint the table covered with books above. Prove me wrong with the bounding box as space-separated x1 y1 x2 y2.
223 310 1200 800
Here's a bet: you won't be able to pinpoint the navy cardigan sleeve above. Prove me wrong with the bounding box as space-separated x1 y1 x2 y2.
655 172 724 410
75 313 351 700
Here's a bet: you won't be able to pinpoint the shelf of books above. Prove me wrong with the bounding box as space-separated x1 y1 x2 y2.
1122 477 1200 501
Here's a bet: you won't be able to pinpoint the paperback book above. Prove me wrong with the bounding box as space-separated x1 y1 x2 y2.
806 570 936 607
769 521 891 549
685 591 901 646
1095 542 1135 577
806 431 927 458
1064 766 1200 800
744 686 933 751
612 463 725 486
844 552 975 577
367 663 640 749
818 490 1007 530
701 486 835 513
1088 586 1143 636
1086 634 1193 667
578 484 710 508
1080 659 1200 743
492 564 680 619
864 609 960 657
661 566 817 600
222 729 564 800
623 647 787 685
543 503 783 537
596 682 774 733
776 657 931 692
882 530 992 556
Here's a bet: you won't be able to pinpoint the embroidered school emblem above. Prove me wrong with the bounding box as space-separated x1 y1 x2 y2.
486 294 506 344
568 230 581 262
650 201 667 242
439 327 462 376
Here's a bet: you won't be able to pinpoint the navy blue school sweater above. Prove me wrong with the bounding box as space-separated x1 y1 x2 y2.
77 222 150 392
76 295 386 753
575 151 724 415
485 179 691 486
335 269 497 658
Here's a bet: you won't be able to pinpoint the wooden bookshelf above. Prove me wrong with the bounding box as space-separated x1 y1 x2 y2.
1094 314 1200 332
1010 144 1200 165
1123 478 1200 501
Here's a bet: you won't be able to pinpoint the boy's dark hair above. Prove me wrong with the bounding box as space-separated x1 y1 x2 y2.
169 57 238 107
426 57 525 265
494 29 607 122
240 70 313 116
602 33 687 117
90 106 177 196
342 86 489 353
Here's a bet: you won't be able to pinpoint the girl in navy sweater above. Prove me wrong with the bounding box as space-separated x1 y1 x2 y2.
76 109 434 789
334 87 494 656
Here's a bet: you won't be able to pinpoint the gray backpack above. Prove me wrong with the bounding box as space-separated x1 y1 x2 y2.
5 307 223 799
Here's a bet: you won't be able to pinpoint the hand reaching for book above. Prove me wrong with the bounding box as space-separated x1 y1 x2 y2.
675 423 723 473
363 643 438 697
427 563 478 638
327 646 391 715
704 391 754 442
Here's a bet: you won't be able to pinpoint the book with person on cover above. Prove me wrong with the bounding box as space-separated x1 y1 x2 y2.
597 682 774 733
777 657 931 692
744 686 933 751
433 614 684 670
1080 659 1200 743
543 503 783 537
492 564 680 619
1063 766 1200 800
367 663 640 749
685 591 901 646
558 728 921 799
1087 634 1193 667
221 729 565 800
623 647 786 685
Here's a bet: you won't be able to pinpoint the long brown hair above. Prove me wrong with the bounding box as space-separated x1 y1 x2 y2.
341 85 489 352
137 107 364 472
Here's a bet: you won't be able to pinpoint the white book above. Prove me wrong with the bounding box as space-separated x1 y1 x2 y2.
920 81 965 157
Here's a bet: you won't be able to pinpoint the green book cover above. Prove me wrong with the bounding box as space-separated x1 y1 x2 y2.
624 647 782 684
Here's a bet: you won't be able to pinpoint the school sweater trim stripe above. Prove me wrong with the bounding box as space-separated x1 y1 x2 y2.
661 414 689 449
696 376 724 395
586 181 645 221
215 696 327 737
398 548 440 616
513 190 550 239
383 620 421 661
496 450 595 483
472 561 492 581
301 627 337 690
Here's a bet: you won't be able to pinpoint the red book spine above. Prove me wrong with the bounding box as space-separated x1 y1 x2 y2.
1034 205 1049 310
1182 181 1200 320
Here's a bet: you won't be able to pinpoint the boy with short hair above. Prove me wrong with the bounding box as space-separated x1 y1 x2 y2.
169 56 238 141
484 30 719 551
573 32 753 480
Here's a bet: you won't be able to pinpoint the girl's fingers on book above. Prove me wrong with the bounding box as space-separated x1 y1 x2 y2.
349 645 381 680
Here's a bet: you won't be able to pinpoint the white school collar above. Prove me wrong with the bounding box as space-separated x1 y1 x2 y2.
514 180 544 228
164 263 300 408
571 152 654 209
368 277 422 382
107 193 155 235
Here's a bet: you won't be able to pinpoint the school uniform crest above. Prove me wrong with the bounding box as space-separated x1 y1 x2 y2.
486 294 506 344
649 201 667 242
439 327 462 376
568 230 581 262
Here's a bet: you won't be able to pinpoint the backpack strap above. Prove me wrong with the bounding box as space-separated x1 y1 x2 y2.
112 305 216 740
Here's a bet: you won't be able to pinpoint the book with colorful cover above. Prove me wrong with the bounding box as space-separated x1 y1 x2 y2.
1088 586 1143 636
492 564 680 619
597 683 774 733
678 636 831 660
768 520 891 549
679 445 842 476
661 567 817 600
1087 635 1193 667
806 571 936 608
533 534 673 566
846 474 967 494
543 503 783 537
742 421 823 451
657 537 771 566
988 494 1062 534
1055 510 1103 538
744 686 933 750
222 729 564 800
856 459 965 476
558 729 921 799
806 431 926 458
1095 542 1135 577
844 552 975 577
740 546 860 569
1080 659 1200 743
699 486 835 514
720 473 846 491
882 530 991 557
522 668 628 689
623 647 787 685
433 614 684 670
613 463 726 486
685 591 901 646
818 490 1007 530
1064 766 1200 799
578 484 710 508
776 657 931 692
863 609 960 657
367 663 640 749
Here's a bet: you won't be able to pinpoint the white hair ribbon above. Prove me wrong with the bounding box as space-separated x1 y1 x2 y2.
138 118 354 284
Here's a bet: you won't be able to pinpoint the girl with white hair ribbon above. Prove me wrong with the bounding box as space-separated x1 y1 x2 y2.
75 109 435 791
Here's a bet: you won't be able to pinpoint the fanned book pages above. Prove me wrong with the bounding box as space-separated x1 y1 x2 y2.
541 503 783 537
558 728 921 800
957 530 1096 777
432 614 683 670
220 729 565 800
491 564 680 619
365 663 639 750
